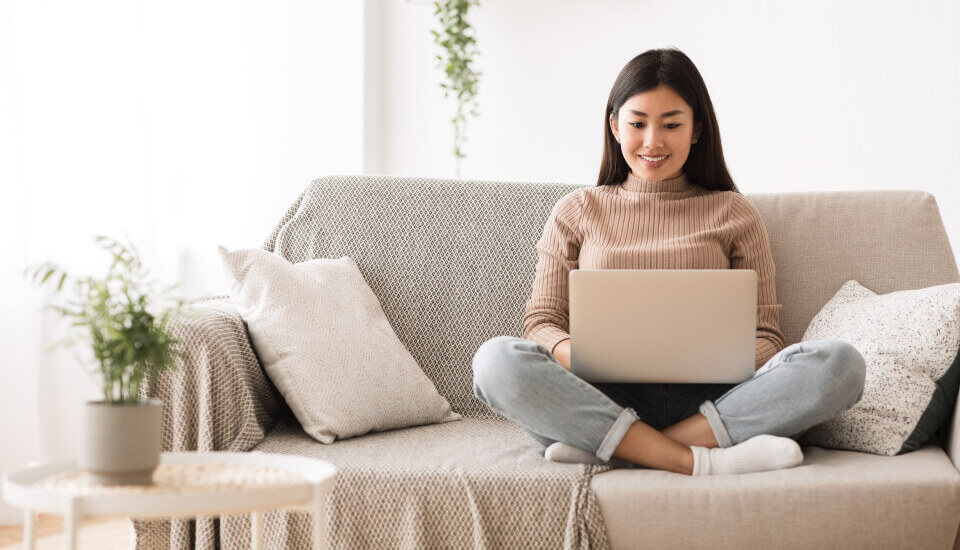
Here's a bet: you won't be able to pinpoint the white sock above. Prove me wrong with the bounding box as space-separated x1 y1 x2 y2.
691 434 804 476
545 442 605 464
544 442 636 468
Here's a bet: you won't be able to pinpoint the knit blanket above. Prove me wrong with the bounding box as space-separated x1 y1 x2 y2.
134 175 619 547
244 418 612 548
132 298 613 549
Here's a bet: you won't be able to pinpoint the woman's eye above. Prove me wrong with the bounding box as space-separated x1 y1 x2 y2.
629 122 682 129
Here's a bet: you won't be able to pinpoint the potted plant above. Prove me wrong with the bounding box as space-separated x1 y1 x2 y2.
25 236 192 485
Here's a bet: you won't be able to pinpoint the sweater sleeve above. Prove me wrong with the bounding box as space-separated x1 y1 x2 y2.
522 190 583 354
728 195 786 369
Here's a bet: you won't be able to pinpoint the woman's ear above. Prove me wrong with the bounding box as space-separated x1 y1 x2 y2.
692 121 703 144
609 113 620 143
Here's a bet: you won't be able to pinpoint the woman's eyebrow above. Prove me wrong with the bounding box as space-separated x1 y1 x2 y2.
629 109 685 117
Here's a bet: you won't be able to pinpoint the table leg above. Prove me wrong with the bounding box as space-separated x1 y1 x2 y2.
65 498 79 550
23 510 36 550
251 511 264 550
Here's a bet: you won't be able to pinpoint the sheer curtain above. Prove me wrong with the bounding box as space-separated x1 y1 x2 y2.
0 0 368 523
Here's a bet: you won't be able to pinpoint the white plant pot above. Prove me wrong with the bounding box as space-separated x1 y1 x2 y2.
79 399 162 485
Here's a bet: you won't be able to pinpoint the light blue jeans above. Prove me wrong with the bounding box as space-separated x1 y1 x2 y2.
472 336 866 463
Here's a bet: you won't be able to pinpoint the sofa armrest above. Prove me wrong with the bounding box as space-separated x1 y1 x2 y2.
944 383 960 470
143 297 284 453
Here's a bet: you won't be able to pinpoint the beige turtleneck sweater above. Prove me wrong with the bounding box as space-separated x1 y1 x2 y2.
522 171 786 370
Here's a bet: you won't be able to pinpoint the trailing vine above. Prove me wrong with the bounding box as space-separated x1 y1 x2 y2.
430 0 481 176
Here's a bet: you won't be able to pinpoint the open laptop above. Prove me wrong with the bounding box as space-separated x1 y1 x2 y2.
568 269 757 384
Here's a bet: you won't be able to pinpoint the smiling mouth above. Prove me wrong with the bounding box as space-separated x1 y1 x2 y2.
640 154 669 162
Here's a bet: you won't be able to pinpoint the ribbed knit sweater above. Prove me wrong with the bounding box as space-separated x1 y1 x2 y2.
522 171 786 369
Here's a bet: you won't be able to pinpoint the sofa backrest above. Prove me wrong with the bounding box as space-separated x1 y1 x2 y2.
264 175 959 419
748 190 960 344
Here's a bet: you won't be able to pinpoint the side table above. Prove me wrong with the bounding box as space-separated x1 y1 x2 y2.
1 451 337 550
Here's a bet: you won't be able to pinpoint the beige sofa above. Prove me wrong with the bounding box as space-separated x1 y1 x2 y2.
135 175 960 549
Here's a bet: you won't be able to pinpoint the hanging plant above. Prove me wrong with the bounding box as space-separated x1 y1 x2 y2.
430 0 481 177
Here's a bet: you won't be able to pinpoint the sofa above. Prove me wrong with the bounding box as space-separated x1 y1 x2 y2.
135 174 960 549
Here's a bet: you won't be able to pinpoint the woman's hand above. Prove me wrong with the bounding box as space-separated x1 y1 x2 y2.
552 338 572 371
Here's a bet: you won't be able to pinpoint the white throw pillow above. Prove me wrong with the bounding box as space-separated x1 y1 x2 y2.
799 280 960 455
218 246 461 444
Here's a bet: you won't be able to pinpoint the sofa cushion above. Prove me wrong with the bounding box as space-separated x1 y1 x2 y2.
218 246 461 444
799 280 960 455
591 441 960 550
230 417 612 549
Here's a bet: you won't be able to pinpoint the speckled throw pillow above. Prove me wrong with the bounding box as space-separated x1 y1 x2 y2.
798 280 960 455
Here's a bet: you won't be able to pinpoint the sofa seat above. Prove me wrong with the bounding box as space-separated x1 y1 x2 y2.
592 440 960 549
245 416 612 549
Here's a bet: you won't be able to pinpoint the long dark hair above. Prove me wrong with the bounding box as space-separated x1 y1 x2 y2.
597 48 739 193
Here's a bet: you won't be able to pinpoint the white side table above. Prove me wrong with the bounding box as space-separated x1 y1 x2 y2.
1 451 337 550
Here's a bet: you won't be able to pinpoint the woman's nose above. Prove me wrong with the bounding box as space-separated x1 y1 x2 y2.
644 127 665 148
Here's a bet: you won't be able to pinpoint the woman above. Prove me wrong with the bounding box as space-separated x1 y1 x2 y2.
472 48 866 476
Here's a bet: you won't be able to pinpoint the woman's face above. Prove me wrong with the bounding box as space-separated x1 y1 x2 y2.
609 85 701 181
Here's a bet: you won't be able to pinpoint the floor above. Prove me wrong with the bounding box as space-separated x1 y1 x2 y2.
0 515 129 549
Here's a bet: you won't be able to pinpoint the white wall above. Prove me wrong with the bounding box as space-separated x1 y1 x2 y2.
0 0 369 524
383 0 960 254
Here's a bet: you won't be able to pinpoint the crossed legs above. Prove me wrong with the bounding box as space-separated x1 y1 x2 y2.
473 336 866 475
609 414 714 475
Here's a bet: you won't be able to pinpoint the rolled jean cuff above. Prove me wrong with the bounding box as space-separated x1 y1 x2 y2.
699 399 734 448
596 407 639 462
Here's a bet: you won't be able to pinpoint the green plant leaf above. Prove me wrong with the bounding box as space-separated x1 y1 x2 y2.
30 235 196 403
433 0 480 169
